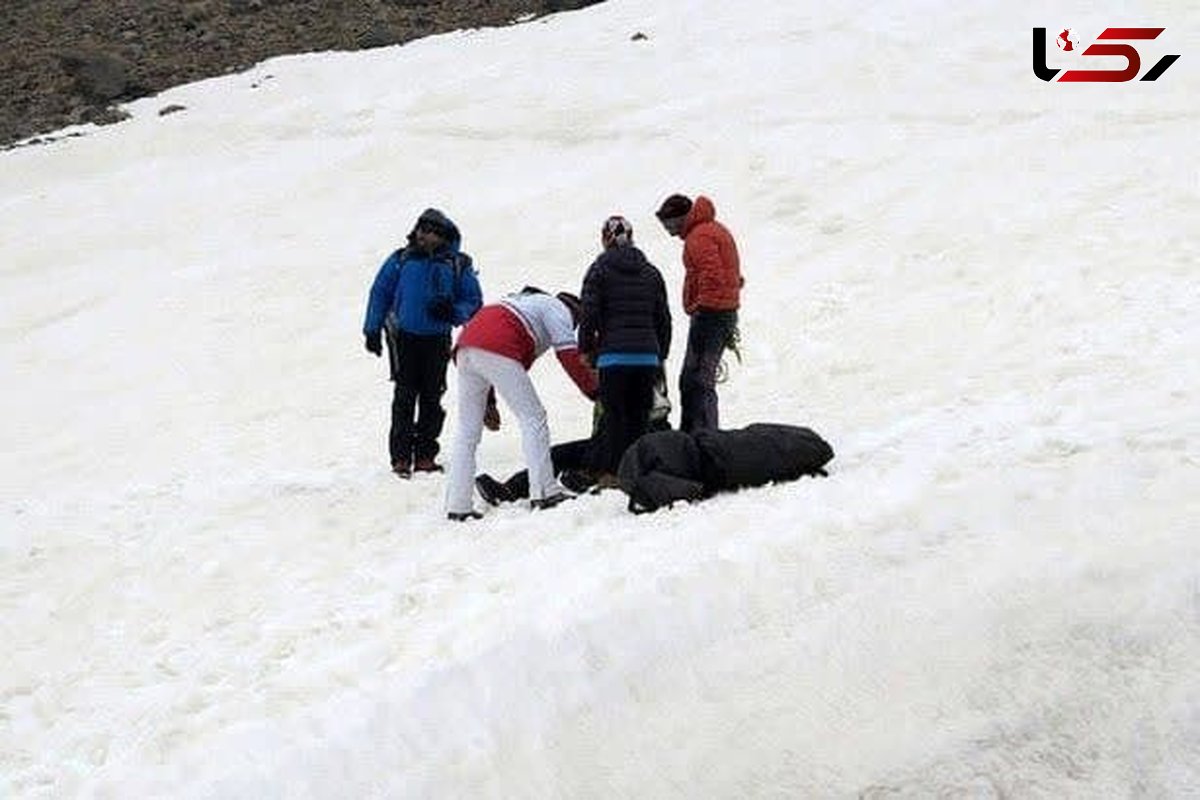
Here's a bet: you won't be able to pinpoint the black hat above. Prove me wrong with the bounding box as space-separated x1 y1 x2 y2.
556 291 583 325
413 208 457 240
655 193 692 220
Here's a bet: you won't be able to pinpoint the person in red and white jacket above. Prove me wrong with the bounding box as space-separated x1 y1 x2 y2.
444 287 598 520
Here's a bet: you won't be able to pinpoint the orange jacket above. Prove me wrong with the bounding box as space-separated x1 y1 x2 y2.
681 196 742 314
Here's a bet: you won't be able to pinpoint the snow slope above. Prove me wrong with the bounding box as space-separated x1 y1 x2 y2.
2 0 1198 796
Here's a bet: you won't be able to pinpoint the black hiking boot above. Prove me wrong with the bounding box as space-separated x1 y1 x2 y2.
475 474 514 506
447 510 484 522
530 491 573 511
392 459 412 479
559 469 596 494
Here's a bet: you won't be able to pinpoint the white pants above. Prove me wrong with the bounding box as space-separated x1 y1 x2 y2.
445 347 563 513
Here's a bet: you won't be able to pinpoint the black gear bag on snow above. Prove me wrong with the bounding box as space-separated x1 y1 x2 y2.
617 423 834 514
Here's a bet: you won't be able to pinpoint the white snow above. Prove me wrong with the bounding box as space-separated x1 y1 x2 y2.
2 0 1198 796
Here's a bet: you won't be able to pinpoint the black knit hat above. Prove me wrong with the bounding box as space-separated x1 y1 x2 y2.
655 193 692 220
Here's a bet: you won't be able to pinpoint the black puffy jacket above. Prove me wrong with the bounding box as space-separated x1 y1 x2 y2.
579 245 671 362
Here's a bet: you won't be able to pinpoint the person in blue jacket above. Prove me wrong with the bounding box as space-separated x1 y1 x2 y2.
363 208 482 477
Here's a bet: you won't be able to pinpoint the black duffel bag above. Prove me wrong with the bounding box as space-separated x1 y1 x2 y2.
618 424 834 514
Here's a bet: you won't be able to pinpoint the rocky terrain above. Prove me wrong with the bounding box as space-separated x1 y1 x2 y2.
1 0 602 149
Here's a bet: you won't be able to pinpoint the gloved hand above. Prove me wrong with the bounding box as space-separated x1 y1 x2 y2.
364 331 382 356
483 399 501 431
428 297 454 323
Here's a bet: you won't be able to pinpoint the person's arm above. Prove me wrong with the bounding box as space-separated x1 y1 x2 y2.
363 252 400 335
556 346 598 400
682 231 722 310
654 271 672 361
483 387 501 430
452 255 483 325
541 298 599 399
363 253 401 354
578 261 602 358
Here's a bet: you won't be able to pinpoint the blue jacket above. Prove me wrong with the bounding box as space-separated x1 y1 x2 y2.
362 211 483 337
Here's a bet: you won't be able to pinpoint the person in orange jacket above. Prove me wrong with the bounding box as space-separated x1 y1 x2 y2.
655 193 744 433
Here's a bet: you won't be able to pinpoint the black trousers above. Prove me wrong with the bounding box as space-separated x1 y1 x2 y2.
589 364 658 475
501 437 592 499
387 330 451 464
495 403 671 499
679 310 737 434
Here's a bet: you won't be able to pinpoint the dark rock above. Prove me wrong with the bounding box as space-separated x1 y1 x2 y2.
1 0 611 148
90 106 133 126
55 48 134 103
542 0 602 10
357 20 399 49
228 0 265 14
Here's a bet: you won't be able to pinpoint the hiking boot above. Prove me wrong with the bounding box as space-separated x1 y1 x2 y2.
530 491 573 511
392 459 412 479
559 469 596 494
447 510 484 522
475 474 513 506
413 457 443 473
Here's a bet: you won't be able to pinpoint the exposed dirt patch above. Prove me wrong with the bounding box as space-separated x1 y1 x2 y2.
1 0 602 148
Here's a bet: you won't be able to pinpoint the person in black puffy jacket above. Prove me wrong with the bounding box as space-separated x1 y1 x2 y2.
578 215 672 481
